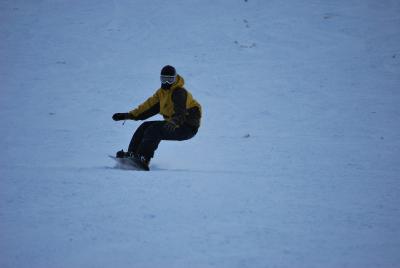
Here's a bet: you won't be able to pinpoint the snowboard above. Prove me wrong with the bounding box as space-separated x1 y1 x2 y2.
109 155 150 171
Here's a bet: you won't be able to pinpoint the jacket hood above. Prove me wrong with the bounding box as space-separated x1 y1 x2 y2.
173 74 184 89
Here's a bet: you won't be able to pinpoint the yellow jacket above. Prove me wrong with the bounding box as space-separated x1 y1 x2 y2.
129 75 202 128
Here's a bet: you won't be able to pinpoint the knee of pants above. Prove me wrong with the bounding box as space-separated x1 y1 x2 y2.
143 124 163 140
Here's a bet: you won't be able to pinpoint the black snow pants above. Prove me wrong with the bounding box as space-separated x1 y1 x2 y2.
128 121 198 159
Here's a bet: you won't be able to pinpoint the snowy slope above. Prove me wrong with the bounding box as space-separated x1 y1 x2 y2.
1 0 400 267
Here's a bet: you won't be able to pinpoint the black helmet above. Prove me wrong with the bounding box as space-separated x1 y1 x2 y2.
160 65 176 76
160 65 177 89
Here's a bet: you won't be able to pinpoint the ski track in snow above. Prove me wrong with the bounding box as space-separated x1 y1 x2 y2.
1 0 400 267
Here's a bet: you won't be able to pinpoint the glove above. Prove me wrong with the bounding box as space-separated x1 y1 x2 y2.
112 113 131 121
163 121 178 132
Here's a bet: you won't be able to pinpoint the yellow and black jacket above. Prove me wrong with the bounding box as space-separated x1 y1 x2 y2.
129 75 202 128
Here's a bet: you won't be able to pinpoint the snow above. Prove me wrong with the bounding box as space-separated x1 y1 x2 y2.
1 0 400 267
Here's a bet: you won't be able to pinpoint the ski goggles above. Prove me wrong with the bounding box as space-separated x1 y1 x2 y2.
160 74 177 84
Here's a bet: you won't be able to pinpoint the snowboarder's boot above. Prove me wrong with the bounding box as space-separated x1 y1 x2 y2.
116 149 132 158
133 155 150 171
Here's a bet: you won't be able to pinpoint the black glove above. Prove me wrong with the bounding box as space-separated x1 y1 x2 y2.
112 113 131 121
163 121 178 132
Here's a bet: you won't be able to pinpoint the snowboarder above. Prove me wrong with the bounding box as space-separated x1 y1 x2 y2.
112 65 202 170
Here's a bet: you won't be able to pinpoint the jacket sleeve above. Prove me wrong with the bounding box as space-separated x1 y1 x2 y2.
171 88 188 126
129 91 160 120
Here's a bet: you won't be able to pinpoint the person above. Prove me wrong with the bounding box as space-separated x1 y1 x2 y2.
112 65 202 170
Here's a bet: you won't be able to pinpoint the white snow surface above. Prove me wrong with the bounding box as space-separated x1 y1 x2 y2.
1 0 400 267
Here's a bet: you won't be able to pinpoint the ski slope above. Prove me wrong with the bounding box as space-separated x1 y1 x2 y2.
1 0 400 267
